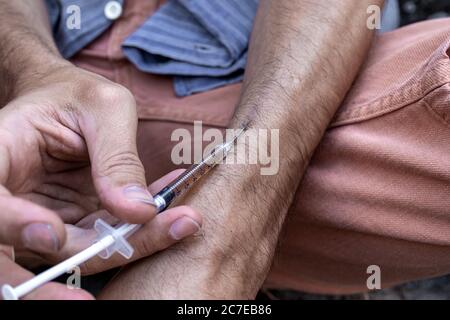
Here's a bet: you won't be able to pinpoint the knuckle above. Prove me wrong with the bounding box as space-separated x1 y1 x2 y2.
135 232 167 258
78 81 136 110
79 259 98 275
134 238 154 258
177 206 203 226
96 84 134 105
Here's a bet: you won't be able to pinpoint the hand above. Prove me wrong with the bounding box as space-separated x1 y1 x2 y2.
2 63 158 224
0 63 158 255
0 63 200 298
1 170 201 300
17 170 202 276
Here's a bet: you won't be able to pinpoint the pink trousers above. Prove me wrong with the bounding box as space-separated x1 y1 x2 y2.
71 0 450 294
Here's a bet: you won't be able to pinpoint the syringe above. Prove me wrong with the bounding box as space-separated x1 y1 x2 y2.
1 128 245 300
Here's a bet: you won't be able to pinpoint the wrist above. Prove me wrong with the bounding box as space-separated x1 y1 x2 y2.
0 30 71 103
6 55 72 99
0 0 68 105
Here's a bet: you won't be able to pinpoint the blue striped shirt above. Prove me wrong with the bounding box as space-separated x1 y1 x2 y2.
46 0 399 97
46 0 258 96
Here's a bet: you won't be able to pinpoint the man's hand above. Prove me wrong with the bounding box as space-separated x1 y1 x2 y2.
0 0 157 226
0 0 202 299
0 48 203 301
1 64 158 222
100 0 384 299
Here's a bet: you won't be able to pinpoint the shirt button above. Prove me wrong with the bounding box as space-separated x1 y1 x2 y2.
104 1 123 20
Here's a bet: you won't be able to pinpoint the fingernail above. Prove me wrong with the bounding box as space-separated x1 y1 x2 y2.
123 185 155 206
169 217 201 240
21 223 60 253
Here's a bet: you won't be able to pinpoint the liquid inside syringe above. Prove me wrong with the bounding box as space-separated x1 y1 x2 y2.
153 127 244 211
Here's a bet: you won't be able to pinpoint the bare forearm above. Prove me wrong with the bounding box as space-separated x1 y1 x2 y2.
0 0 67 105
101 0 383 299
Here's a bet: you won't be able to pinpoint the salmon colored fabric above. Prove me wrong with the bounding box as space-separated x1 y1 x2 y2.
71 0 450 294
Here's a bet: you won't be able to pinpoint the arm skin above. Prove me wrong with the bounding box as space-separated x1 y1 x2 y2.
0 0 69 106
100 0 384 299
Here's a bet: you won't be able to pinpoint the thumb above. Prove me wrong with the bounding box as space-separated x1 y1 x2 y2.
80 85 156 224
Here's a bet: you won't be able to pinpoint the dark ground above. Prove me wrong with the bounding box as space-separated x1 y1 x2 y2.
259 275 450 300
259 0 450 301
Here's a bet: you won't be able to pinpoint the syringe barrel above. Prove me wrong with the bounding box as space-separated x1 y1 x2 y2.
153 142 232 209
153 161 214 209
152 131 242 212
